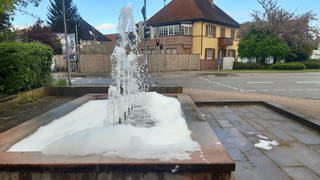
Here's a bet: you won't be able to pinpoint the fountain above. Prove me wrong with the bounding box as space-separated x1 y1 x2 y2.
0 5 235 180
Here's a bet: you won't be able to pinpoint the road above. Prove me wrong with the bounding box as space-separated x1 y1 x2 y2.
70 72 320 100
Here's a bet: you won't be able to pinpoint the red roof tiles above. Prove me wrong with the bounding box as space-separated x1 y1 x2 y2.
147 0 240 28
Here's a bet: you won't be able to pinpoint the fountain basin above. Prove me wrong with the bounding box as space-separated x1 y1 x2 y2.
0 94 235 179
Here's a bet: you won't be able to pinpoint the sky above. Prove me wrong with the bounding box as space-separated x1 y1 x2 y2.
13 0 320 35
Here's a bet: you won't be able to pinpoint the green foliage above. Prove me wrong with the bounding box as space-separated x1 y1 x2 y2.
54 78 67 87
0 29 16 42
233 62 266 70
23 20 62 54
47 0 80 34
14 94 40 105
0 42 52 95
0 11 11 31
269 62 306 70
0 0 40 13
303 60 320 69
286 44 313 62
238 29 290 64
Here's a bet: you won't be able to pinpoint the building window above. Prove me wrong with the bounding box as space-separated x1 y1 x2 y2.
174 25 179 35
231 29 235 39
172 49 177 54
205 48 214 59
168 26 174 35
207 25 216 37
220 27 226 37
228 49 236 58
156 24 192 36
181 24 192 36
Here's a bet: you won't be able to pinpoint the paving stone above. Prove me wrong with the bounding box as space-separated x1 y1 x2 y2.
245 120 266 132
266 127 296 142
253 118 274 128
264 146 303 167
227 149 247 161
225 114 241 122
309 144 320 154
287 130 320 145
234 161 266 180
289 142 320 176
224 127 244 137
217 120 233 128
207 119 220 128
199 105 320 180
243 146 264 157
283 167 320 180
212 127 229 141
238 141 254 153
248 155 291 180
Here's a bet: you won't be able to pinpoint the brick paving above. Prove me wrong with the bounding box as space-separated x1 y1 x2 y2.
198 104 320 180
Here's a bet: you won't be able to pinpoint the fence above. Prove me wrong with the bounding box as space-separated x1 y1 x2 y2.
53 53 200 73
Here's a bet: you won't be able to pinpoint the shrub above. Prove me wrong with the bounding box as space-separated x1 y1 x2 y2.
269 62 306 70
233 62 266 70
0 42 53 95
303 60 320 69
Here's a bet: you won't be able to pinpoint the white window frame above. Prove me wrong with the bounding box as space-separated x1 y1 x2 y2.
206 49 213 59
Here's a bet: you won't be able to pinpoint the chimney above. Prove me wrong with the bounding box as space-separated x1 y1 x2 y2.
208 0 214 7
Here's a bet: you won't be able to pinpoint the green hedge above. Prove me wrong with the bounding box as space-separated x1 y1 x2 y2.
233 62 266 70
269 62 306 70
0 42 52 95
303 60 320 69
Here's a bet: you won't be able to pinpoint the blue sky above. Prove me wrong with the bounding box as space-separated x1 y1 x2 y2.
13 0 320 34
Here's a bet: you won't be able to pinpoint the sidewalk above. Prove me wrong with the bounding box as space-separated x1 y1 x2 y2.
184 88 320 122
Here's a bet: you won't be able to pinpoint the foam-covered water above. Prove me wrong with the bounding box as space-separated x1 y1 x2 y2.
8 92 201 160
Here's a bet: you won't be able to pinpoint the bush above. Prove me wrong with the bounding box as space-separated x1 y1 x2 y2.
233 62 266 70
0 42 53 95
303 60 320 69
269 62 306 70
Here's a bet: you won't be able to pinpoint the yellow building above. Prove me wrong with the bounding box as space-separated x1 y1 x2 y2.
146 0 240 70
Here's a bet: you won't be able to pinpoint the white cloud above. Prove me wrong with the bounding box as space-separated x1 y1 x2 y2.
95 23 116 31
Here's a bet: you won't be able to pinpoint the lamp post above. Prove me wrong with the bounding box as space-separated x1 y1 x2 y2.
62 0 72 86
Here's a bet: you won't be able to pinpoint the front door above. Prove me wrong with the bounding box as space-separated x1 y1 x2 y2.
218 48 226 59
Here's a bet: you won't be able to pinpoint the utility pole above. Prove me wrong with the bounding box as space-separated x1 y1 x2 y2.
142 0 150 89
163 0 167 7
75 16 80 72
62 0 72 86
143 0 147 59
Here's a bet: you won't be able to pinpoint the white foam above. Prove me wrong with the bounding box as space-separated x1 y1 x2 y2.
8 92 201 161
254 140 279 150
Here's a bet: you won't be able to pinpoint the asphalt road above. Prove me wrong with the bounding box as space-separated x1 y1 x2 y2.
158 72 320 100
69 72 320 100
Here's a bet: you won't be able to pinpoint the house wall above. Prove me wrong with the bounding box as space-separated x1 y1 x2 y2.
192 22 239 60
146 36 193 54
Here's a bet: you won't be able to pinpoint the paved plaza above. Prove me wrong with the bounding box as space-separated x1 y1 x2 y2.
198 104 320 180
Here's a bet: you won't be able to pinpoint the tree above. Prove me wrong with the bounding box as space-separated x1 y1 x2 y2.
242 0 318 62
0 12 11 31
238 29 290 64
23 19 62 54
47 0 80 34
0 0 41 13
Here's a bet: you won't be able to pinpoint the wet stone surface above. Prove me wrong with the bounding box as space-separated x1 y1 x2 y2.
198 105 320 180
0 96 75 133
